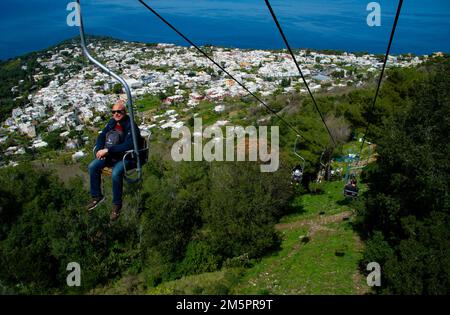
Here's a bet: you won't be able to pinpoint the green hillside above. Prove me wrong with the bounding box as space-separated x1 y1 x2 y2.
138 181 367 295
0 53 448 295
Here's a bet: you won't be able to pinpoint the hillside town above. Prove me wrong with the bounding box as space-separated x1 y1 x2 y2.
0 39 427 165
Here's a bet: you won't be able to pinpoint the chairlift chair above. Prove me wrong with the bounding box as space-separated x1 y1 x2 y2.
76 0 145 182
343 183 359 198
93 132 151 181
292 135 305 184
343 174 359 198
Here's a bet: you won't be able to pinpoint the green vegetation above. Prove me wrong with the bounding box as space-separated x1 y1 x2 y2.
356 57 450 294
0 157 293 294
146 269 244 295
136 94 161 112
0 45 448 295
0 164 142 294
280 78 291 88
43 130 64 151
232 181 365 295
0 56 49 122
138 181 366 295
316 49 345 56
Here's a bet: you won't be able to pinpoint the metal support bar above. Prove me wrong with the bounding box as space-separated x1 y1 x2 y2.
293 135 306 173
76 0 142 181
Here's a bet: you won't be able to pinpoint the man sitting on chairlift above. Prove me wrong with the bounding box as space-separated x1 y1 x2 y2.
86 99 140 221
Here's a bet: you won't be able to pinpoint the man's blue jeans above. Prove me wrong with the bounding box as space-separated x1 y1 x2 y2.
88 158 133 205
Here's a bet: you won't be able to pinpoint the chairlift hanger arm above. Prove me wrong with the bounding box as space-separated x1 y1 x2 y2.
319 150 327 168
76 0 142 180
293 135 306 170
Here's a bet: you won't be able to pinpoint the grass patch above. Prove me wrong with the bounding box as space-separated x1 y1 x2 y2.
231 223 363 294
230 180 366 295
147 269 243 295
280 181 352 224
136 94 161 112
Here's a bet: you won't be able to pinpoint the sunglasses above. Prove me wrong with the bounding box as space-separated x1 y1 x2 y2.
111 110 125 115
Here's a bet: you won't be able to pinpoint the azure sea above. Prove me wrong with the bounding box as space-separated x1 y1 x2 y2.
1 0 449 60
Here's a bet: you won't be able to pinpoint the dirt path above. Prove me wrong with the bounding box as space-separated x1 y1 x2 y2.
32 160 87 185
352 234 370 295
275 211 353 231
276 211 352 261
272 209 368 294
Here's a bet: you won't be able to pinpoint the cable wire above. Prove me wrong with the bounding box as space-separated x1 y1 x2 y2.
264 0 337 147
359 0 404 153
138 0 323 146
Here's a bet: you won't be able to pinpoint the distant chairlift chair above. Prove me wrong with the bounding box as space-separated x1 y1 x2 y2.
291 135 306 185
343 175 359 198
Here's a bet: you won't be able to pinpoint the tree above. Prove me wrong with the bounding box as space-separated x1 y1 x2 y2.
280 78 291 88
0 166 80 293
324 114 351 145
43 130 64 150
140 160 208 264
357 58 450 294
112 83 123 94
331 70 345 79
0 165 141 294
202 162 292 260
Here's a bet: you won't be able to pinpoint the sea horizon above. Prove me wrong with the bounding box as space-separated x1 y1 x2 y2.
1 0 450 61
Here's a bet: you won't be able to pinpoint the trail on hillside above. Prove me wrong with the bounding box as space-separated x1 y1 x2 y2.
93 182 369 295
231 182 369 295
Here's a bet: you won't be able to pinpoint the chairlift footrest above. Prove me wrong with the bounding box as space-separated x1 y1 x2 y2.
102 167 113 176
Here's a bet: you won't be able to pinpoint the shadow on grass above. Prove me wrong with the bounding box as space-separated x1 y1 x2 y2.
336 198 352 206
287 201 307 214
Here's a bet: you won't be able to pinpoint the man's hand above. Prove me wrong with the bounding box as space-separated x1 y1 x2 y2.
96 148 108 160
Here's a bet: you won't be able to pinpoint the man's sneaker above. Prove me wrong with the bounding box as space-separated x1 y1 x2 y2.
110 204 122 221
86 196 105 211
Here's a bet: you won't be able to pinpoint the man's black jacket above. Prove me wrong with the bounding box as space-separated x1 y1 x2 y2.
95 115 140 161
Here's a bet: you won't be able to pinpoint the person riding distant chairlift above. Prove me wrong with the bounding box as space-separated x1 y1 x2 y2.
349 174 357 186
86 99 141 221
344 177 359 197
291 166 303 184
